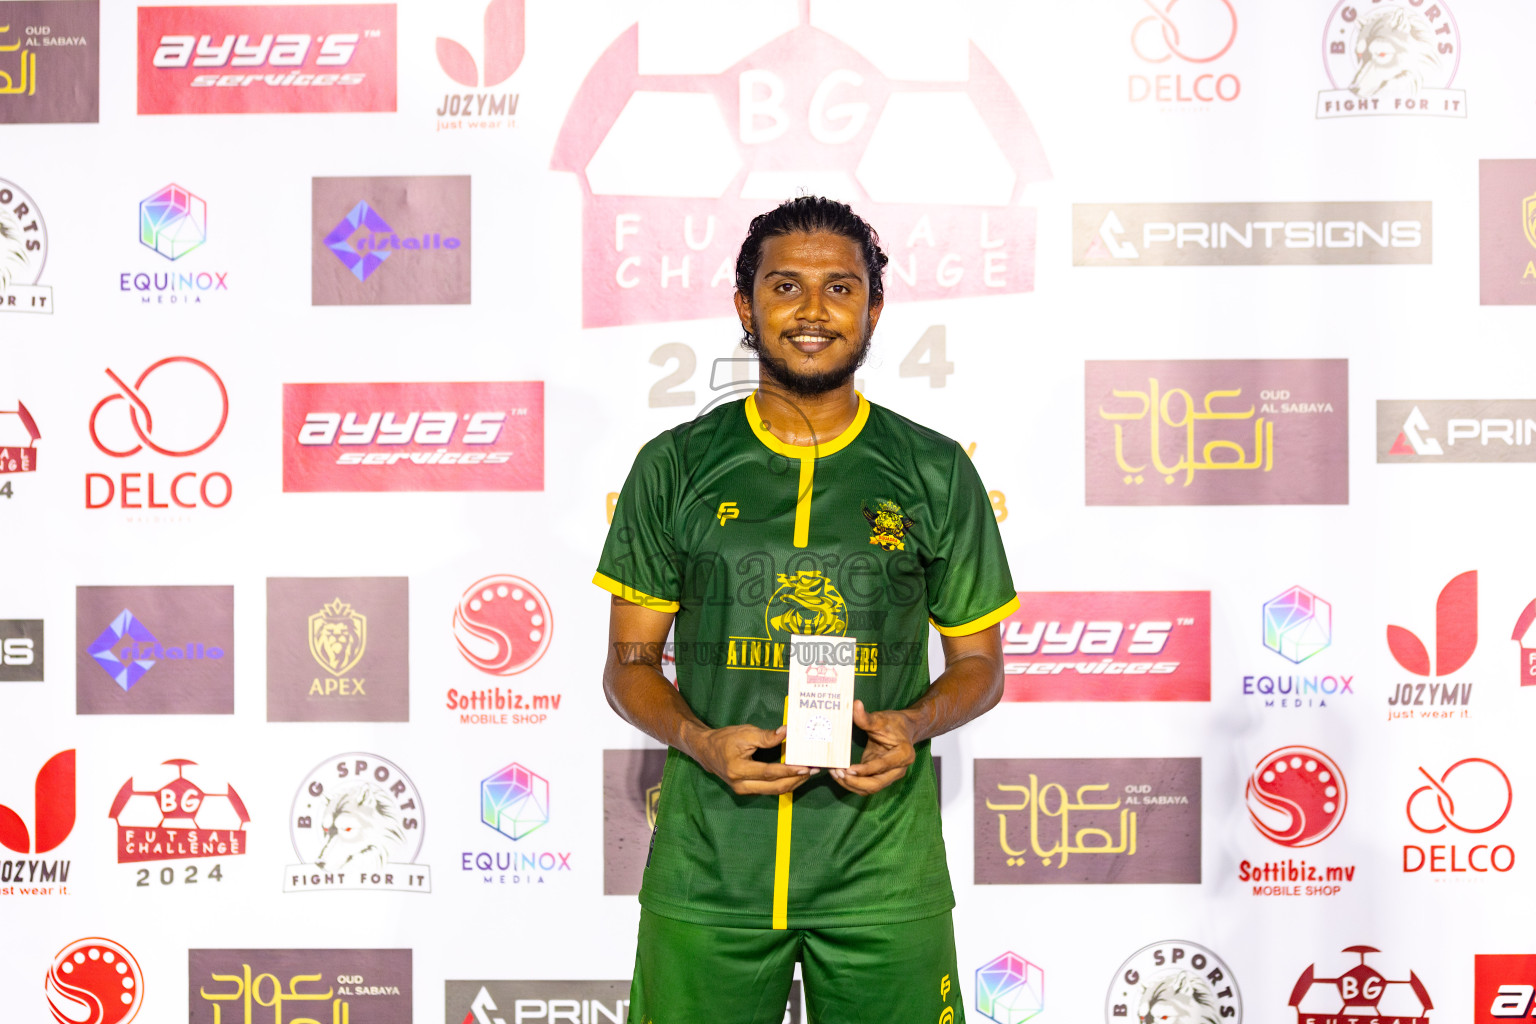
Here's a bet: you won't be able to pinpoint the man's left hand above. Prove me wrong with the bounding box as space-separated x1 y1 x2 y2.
831 699 915 795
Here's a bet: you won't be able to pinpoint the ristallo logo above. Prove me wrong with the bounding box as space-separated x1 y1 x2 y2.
1290 947 1432 1024
1128 0 1241 106
0 178 52 313
1404 757 1514 874
76 587 234 715
283 382 542 492
998 591 1210 701
1318 1 1464 119
1474 954 1536 1023
47 937 143 1024
551 6 1051 327
85 356 232 512
434 0 522 131
1387 571 1476 719
312 176 469 305
137 4 397 115
0 749 74 896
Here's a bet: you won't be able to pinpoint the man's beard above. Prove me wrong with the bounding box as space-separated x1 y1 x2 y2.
745 314 874 398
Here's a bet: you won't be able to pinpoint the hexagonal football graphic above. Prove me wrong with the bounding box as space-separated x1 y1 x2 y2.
481 762 549 841
1264 586 1332 664
976 951 1044 1024
140 184 208 261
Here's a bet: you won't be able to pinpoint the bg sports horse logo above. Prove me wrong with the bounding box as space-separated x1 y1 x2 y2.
284 752 430 893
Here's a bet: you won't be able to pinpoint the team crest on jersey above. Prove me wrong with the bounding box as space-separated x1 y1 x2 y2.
766 571 848 640
863 500 915 552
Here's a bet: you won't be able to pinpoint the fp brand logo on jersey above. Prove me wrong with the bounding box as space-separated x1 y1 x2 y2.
716 501 738 526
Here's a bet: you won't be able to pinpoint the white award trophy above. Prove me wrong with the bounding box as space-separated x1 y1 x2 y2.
784 634 856 768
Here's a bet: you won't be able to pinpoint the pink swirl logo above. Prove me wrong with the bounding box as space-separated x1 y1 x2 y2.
453 574 552 676
46 938 142 1024
1132 0 1238 64
1245 746 1347 848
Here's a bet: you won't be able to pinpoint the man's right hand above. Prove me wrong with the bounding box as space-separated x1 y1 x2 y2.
685 722 818 796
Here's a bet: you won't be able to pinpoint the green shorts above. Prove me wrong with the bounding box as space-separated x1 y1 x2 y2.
628 907 966 1024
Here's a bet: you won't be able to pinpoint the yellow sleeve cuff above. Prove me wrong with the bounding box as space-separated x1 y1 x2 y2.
593 571 681 614
931 594 1020 637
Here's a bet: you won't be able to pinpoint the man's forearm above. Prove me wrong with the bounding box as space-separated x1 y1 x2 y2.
603 654 709 759
899 647 1003 744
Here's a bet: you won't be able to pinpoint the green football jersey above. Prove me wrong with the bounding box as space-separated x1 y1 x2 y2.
595 392 1017 929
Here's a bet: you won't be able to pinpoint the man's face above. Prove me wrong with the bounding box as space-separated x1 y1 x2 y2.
734 230 883 398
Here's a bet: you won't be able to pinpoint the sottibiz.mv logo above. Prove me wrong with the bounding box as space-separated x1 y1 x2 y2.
552 6 1050 327
284 382 542 492
137 4 397 115
47 937 143 1024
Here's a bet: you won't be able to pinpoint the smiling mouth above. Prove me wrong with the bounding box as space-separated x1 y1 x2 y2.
785 332 839 353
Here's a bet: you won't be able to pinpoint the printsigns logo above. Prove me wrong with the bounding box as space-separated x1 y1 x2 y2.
312 176 469 305
283 381 543 492
76 587 234 715
137 4 397 115
1379 400 1536 461
551 6 1050 328
47 938 142 1024
190 949 412 1024
1128 0 1241 106
0 398 39 475
1404 758 1514 874
1075 202 1431 266
454 574 552 676
976 952 1044 1024
1319 1 1463 118
1085 360 1348 506
1474 954 1536 1024
285 752 430 893
1290 947 1432 1024
266 577 409 722
446 980 801 1024
108 758 249 869
602 748 665 895
998 591 1210 702
0 178 51 313
0 2 99 124
1106 941 1240 1024
1514 600 1536 687
0 619 43 682
974 758 1200 884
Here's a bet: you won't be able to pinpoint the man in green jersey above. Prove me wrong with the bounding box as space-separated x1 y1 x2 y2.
595 197 1018 1024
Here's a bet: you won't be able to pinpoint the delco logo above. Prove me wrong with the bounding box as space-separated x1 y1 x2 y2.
283 382 543 492
999 591 1210 701
137 5 397 115
152 32 362 72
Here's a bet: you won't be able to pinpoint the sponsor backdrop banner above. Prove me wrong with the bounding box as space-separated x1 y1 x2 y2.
4 2 1536 1023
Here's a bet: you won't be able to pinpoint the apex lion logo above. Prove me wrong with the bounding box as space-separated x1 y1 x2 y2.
1349 7 1442 98
863 499 914 552
308 598 367 675
765 571 848 641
